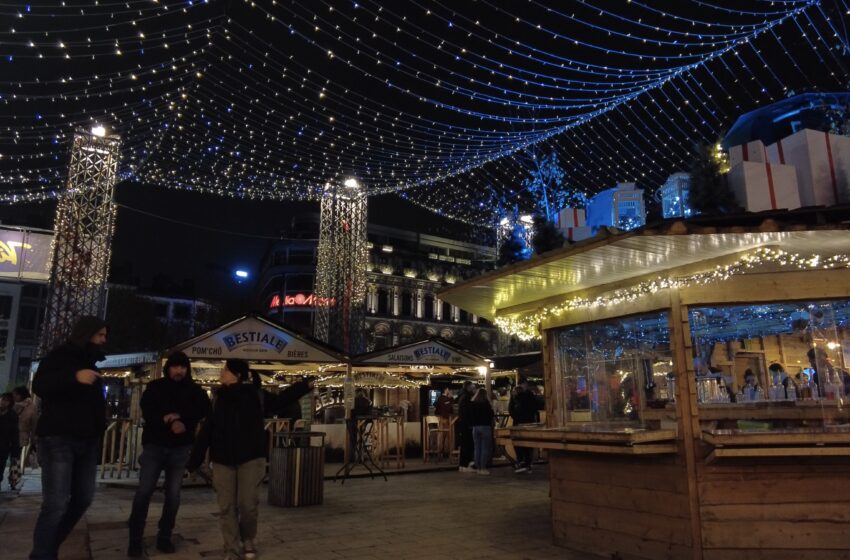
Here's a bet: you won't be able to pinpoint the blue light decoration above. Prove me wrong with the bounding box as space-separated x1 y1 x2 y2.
586 183 647 231
0 0 847 228
658 173 695 219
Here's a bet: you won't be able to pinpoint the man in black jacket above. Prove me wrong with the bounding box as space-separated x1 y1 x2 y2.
30 316 108 560
509 381 540 474
127 351 211 556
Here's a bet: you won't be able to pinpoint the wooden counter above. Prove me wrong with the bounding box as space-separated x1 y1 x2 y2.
496 424 678 455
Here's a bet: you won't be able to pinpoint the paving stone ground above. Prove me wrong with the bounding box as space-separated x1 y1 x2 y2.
0 465 598 560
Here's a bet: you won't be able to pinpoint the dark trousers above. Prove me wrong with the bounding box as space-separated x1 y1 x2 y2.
30 436 99 560
514 421 534 467
128 444 192 545
0 446 11 485
458 424 474 467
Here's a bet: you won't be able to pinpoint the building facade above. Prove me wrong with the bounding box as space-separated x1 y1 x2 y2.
257 216 518 355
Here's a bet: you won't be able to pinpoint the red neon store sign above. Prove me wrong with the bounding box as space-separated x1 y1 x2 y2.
269 293 336 309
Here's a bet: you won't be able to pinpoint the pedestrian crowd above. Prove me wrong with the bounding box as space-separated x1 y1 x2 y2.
18 317 312 560
449 379 542 476
9 315 541 560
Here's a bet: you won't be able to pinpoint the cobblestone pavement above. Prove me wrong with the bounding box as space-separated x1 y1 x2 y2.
0 465 598 560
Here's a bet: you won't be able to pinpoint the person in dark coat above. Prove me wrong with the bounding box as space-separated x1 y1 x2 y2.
127 351 211 556
30 316 108 560
468 388 495 475
456 381 476 473
188 359 312 560
0 392 20 489
509 381 540 474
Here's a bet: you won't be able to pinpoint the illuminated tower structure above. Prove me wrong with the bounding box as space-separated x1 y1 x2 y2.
39 126 121 353
313 179 369 355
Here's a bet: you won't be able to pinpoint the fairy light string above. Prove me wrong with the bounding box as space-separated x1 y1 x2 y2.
495 248 850 341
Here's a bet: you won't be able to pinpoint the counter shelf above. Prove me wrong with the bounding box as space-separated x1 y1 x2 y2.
496 423 678 455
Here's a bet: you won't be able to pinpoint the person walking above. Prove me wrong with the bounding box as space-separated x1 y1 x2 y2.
13 386 38 469
30 316 108 560
188 359 312 560
0 392 20 489
127 351 211 557
468 388 494 476
509 381 540 474
456 381 476 473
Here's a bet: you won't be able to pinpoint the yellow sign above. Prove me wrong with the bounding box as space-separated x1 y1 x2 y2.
0 241 31 266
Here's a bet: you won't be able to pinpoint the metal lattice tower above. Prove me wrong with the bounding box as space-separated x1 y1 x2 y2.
39 128 121 354
313 179 368 355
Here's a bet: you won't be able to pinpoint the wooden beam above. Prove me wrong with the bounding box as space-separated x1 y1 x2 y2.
669 290 704 560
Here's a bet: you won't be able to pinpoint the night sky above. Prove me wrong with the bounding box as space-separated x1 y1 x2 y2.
2 1 848 303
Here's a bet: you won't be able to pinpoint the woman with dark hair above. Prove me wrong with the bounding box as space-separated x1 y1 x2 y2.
189 359 312 560
29 315 108 560
469 388 495 476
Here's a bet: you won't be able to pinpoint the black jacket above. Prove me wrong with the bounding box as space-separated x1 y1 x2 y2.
141 375 211 447
457 391 472 427
33 342 106 439
189 380 311 468
0 409 19 452
468 400 494 427
509 390 540 425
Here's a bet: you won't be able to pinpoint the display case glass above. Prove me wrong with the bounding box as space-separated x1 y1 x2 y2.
552 311 672 423
689 299 850 405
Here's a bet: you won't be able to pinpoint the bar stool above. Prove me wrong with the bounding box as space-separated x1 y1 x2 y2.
422 415 449 463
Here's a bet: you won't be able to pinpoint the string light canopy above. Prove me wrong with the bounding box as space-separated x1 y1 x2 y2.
2 1 848 224
496 248 850 341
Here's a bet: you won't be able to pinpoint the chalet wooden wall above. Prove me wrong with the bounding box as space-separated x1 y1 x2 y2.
696 451 850 559
549 452 693 560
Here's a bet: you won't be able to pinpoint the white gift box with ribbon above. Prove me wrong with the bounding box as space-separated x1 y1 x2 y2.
728 139 768 167
555 207 586 229
728 160 801 213
765 128 850 207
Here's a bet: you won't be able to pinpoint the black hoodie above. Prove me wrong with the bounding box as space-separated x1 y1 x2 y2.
33 317 107 439
140 356 211 448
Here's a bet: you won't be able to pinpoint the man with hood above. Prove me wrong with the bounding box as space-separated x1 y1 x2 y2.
128 351 211 556
30 315 108 560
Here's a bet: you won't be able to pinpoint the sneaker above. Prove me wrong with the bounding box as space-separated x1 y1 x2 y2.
467 461 476 469
127 542 143 557
156 539 176 554
514 465 528 474
243 539 257 559
477 469 490 475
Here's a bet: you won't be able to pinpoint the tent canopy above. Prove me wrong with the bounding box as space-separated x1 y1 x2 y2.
352 337 490 376
164 314 346 374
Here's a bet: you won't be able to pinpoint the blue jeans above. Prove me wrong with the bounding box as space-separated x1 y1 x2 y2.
30 436 99 560
128 444 192 545
472 425 493 470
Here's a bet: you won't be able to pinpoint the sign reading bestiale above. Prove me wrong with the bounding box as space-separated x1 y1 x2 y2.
179 317 341 363
359 340 484 367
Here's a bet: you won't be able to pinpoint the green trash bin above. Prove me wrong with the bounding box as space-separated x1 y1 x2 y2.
268 431 326 507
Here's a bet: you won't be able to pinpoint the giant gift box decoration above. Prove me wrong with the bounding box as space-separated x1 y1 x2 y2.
555 207 586 229
765 128 850 207
727 159 801 212
728 139 768 167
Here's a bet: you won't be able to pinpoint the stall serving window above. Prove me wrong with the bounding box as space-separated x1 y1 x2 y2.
553 311 673 424
689 299 850 406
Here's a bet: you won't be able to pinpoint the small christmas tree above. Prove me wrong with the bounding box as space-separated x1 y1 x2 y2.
688 143 740 215
531 214 565 254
